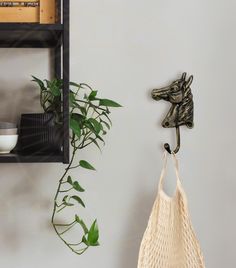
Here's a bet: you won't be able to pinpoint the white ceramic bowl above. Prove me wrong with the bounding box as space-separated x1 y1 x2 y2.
0 135 18 154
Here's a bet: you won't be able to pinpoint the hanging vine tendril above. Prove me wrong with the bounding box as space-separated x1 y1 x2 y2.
32 77 121 255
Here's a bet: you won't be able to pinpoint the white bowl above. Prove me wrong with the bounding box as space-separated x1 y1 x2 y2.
0 135 18 154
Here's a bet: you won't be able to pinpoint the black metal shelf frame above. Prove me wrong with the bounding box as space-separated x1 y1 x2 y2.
0 0 70 163
0 23 63 48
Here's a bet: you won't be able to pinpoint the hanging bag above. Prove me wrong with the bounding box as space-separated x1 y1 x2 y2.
137 152 205 268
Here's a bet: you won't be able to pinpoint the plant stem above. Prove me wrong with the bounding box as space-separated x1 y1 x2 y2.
51 143 79 252
59 222 76 236
51 132 92 254
54 221 75 227
59 187 73 193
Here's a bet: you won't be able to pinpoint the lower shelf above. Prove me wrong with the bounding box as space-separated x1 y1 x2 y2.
0 153 64 163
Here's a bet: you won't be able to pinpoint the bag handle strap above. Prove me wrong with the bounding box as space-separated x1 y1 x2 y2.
158 151 181 190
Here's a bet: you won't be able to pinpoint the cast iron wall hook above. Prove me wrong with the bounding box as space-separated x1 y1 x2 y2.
152 72 194 154
164 126 180 154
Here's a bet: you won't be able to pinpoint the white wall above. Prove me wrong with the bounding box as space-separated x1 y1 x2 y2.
0 0 235 267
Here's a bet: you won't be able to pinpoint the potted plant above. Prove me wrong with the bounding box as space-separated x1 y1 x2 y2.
32 76 121 255
19 79 64 154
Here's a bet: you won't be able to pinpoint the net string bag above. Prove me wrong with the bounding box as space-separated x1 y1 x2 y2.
137 152 205 268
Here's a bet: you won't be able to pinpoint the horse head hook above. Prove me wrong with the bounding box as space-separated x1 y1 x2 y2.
152 72 194 154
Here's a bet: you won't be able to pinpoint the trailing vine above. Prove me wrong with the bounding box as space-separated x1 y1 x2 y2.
32 76 121 255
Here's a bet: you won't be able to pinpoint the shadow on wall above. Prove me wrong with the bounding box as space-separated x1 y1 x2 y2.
118 189 156 267
0 82 41 124
0 164 54 251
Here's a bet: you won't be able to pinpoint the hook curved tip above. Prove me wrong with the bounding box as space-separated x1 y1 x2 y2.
164 143 172 154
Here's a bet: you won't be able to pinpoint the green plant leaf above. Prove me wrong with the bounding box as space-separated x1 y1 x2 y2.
51 86 61 97
99 99 122 107
67 176 73 184
90 241 99 246
79 160 96 171
100 119 111 130
102 112 113 126
71 195 85 208
62 195 74 207
79 106 87 115
73 181 85 192
71 113 86 127
64 202 74 207
69 91 76 107
62 195 69 202
55 79 63 88
63 203 74 207
95 134 105 144
46 79 61 96
88 138 101 151
85 120 97 134
32 76 47 91
75 215 89 234
70 118 81 138
88 90 98 101
67 176 85 192
88 118 103 134
87 220 99 246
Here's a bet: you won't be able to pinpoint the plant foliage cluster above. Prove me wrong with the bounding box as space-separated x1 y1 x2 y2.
33 76 121 255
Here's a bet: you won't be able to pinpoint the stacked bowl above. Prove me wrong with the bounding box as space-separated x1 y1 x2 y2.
0 122 18 154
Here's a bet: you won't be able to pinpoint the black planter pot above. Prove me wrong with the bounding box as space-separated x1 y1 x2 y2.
19 113 63 155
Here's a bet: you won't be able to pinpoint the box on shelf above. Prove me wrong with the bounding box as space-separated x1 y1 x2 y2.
0 0 56 24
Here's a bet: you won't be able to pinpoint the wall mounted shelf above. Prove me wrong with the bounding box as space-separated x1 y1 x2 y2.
0 153 64 163
0 23 63 48
0 0 70 164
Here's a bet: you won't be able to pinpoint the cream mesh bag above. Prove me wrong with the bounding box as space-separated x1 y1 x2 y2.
137 152 205 268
